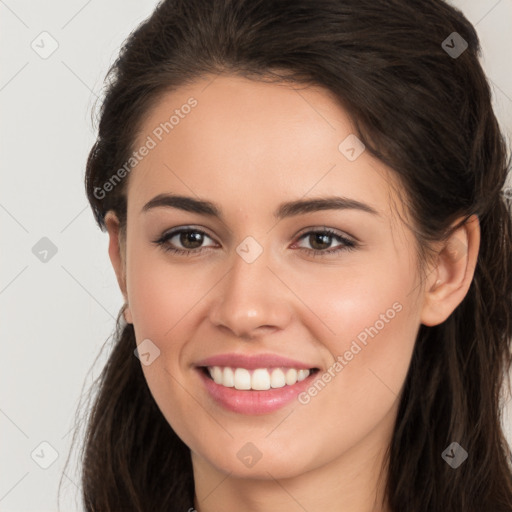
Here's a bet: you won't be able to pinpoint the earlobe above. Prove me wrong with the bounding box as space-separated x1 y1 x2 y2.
420 215 480 327
123 303 133 324
104 211 130 315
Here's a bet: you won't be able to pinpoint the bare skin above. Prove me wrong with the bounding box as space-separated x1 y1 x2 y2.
104 74 480 512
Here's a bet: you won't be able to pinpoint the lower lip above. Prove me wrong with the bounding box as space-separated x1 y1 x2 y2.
197 368 316 415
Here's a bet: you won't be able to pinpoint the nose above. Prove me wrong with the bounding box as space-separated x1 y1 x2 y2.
208 245 293 340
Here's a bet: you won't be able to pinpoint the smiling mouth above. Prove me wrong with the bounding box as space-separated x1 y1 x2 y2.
201 366 320 390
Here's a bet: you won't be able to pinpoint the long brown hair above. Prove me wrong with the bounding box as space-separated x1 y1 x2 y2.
65 0 512 510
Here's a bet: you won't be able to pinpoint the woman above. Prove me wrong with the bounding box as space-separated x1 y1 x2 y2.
70 0 512 510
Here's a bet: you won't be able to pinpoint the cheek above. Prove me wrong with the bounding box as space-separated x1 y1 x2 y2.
125 249 212 448
297 252 419 406
319 295 417 404
283 271 419 472
126 245 207 341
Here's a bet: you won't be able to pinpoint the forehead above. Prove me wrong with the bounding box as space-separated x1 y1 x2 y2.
127 74 402 220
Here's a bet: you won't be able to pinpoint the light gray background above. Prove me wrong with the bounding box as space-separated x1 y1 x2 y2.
1 1 511 511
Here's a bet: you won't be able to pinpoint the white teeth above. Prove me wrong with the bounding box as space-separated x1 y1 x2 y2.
270 368 286 388
234 368 251 390
251 369 271 390
297 369 309 382
207 366 311 390
212 366 223 384
223 367 234 387
285 368 298 385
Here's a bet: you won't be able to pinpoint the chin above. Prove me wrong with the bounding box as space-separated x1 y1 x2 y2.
194 439 322 481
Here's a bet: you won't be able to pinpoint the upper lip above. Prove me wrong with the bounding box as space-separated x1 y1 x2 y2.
195 353 318 370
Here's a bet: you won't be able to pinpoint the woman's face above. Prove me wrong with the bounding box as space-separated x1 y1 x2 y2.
108 74 428 480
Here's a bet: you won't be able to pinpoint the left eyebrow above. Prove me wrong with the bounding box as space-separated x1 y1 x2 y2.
141 193 381 219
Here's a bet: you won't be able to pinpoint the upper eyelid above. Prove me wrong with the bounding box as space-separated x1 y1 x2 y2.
295 226 353 240
160 226 217 243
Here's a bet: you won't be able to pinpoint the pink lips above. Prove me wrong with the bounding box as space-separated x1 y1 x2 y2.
195 353 318 415
195 353 314 370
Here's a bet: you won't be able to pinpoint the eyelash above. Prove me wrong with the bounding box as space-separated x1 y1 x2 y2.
152 227 358 258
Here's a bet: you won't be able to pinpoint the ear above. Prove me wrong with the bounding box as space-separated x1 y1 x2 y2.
104 211 132 324
420 214 480 326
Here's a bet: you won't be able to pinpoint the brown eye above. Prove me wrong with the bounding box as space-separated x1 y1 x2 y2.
178 230 205 249
294 228 357 257
308 232 335 251
153 228 217 255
